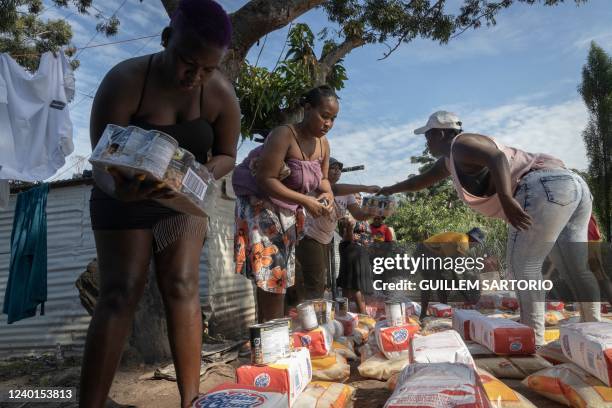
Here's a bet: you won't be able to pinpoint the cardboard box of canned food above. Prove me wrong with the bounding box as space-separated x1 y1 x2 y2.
237 347 312 407
90 124 216 218
469 313 535 355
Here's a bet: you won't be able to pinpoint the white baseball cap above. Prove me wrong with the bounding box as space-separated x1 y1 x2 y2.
414 111 463 135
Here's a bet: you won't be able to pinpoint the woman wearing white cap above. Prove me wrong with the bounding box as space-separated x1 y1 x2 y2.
379 110 600 345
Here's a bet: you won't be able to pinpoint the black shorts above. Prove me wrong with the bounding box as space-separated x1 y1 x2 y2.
89 186 179 230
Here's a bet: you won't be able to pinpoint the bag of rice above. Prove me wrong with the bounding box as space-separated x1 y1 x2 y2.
358 352 409 381
311 353 350 383
474 355 552 380
536 340 572 365
523 362 612 408
477 368 536 407
421 318 453 336
293 381 355 408
411 331 475 367
384 363 491 408
333 337 358 361
560 322 612 386
454 310 483 340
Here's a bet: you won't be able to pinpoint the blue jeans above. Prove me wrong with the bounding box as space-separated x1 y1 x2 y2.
507 168 601 345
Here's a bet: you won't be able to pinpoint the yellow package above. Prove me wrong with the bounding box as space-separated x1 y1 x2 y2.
293 381 355 408
357 314 377 331
352 325 370 345
544 328 560 343
477 368 537 407
357 352 408 381
523 363 612 408
311 352 351 383
333 339 358 361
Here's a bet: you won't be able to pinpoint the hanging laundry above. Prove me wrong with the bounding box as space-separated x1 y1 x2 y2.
0 179 8 210
0 52 74 181
3 183 49 324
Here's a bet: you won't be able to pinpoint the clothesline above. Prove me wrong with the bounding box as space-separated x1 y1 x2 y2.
8 34 160 59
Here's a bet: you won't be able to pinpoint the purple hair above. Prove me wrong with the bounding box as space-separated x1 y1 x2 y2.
171 0 232 48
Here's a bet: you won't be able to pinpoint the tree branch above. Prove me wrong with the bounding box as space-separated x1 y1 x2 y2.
377 0 445 61
319 36 366 68
230 0 326 54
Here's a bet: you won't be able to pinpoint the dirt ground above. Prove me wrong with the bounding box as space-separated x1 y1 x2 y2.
0 354 564 408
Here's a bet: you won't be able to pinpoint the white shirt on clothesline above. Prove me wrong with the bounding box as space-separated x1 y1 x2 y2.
0 51 75 182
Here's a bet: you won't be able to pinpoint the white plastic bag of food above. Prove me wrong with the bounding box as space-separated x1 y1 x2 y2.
523 362 612 407
453 309 482 340
560 322 612 386
411 330 475 367
384 363 491 407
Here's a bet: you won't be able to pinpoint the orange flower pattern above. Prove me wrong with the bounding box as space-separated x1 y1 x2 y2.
234 196 303 294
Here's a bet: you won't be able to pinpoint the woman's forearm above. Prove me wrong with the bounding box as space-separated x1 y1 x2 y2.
333 183 372 196
488 152 514 199
205 154 236 180
319 179 333 195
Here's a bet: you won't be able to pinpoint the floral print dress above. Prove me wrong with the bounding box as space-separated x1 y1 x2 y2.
234 196 305 294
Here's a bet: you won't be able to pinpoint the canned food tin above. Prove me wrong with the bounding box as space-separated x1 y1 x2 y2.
385 300 406 327
297 301 318 331
249 322 290 365
312 298 333 325
268 317 293 351
336 297 349 316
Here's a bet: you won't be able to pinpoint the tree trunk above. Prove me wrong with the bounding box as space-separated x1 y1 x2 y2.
126 262 172 365
76 259 172 366
160 0 327 82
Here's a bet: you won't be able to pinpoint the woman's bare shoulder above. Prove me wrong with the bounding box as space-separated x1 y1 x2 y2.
97 55 150 98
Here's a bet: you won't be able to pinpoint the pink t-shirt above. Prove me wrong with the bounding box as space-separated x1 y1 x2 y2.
445 133 565 221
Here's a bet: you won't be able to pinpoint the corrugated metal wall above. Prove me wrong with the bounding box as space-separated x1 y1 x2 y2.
205 176 256 338
0 184 94 356
0 180 254 357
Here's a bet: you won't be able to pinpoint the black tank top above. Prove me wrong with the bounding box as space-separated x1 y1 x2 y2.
130 54 214 164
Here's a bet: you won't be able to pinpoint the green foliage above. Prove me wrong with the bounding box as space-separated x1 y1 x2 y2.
322 0 587 59
0 0 119 72
579 42 612 242
235 23 347 140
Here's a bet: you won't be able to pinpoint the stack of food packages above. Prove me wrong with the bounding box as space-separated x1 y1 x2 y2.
358 299 420 381
522 322 612 408
361 195 398 217
195 300 357 408
90 124 217 218
195 294 612 407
